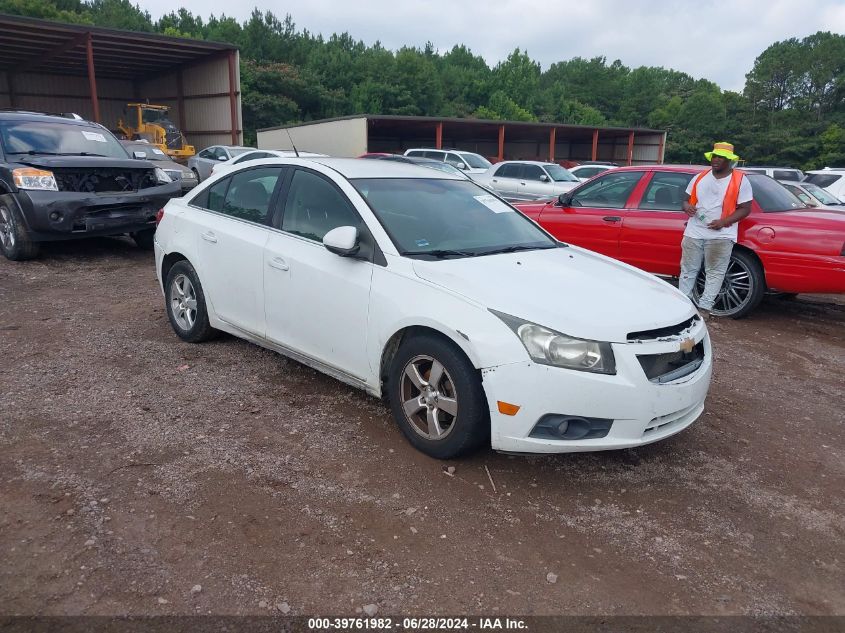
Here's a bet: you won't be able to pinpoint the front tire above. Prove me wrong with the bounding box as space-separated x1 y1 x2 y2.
694 248 765 319
0 195 40 261
387 333 489 459
164 260 217 343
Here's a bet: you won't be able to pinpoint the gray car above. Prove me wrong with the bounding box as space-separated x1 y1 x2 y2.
121 141 198 192
475 160 581 200
188 145 254 181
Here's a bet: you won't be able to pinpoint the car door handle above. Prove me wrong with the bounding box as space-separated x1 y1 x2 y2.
201 231 217 243
602 216 622 223
520 181 526 185
268 257 289 271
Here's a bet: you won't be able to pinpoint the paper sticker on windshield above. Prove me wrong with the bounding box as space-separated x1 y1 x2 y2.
152 148 165 155
415 239 430 247
474 194 513 214
81 131 107 143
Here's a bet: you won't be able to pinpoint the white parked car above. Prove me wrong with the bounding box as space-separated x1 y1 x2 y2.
403 148 492 177
569 163 616 181
475 160 581 200
804 168 845 201
154 158 712 458
188 145 254 181
211 149 328 176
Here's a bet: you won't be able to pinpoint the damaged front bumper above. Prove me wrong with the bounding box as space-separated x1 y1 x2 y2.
14 180 181 241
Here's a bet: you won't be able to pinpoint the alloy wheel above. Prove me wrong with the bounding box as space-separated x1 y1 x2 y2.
399 354 459 441
0 206 15 250
170 274 198 330
695 256 754 317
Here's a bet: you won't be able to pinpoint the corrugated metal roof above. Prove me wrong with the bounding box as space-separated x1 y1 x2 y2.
0 13 235 80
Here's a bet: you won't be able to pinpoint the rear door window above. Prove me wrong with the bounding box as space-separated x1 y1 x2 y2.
444 152 465 167
220 167 283 223
495 164 520 178
774 169 801 181
421 151 444 161
638 172 694 211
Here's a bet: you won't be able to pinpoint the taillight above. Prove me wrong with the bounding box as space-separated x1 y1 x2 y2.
155 209 164 226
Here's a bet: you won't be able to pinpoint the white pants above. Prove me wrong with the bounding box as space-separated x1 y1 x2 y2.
679 237 734 311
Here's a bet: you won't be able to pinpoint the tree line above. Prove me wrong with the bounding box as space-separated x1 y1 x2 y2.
2 0 844 167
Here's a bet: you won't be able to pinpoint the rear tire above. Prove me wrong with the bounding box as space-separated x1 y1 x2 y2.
694 248 765 319
387 333 489 459
164 260 218 343
132 228 155 250
191 168 201 183
0 194 40 261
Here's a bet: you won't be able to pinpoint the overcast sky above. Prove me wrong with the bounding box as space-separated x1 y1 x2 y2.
135 0 845 92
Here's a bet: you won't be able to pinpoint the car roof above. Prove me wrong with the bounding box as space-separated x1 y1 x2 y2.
234 157 461 180
806 168 845 173
610 164 708 173
497 160 560 167
0 111 99 127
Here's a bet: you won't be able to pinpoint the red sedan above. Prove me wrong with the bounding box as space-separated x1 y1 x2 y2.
514 166 845 318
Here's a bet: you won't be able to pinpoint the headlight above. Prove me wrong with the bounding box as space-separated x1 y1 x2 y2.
154 167 172 184
183 171 196 179
490 309 616 374
13 168 58 191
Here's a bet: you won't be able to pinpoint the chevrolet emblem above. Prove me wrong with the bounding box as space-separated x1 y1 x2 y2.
679 338 695 353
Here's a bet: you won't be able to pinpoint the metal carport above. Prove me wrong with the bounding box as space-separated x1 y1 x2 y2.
0 14 242 150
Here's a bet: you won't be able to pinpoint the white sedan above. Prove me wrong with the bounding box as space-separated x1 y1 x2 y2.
154 158 712 458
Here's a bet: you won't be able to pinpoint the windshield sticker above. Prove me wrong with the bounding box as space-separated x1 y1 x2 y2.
415 239 430 247
81 131 107 143
474 194 513 214
152 148 166 155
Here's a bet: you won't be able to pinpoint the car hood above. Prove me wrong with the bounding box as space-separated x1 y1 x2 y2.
13 155 156 170
412 247 694 343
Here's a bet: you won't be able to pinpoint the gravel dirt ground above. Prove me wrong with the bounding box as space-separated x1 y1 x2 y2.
0 237 843 618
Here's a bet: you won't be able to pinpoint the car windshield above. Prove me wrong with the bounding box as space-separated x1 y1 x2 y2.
352 178 556 258
545 164 579 182
124 144 167 161
803 182 842 205
748 175 806 212
0 121 129 158
460 153 492 169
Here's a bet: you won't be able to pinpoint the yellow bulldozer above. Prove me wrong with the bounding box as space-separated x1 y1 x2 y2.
116 104 195 160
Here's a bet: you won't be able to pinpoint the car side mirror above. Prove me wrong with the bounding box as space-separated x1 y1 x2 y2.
218 156 228 161
323 226 360 257
539 174 549 182
133 151 147 159
558 192 573 206
454 163 467 170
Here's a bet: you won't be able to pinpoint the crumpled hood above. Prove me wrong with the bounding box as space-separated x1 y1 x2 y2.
14 155 155 170
412 247 695 342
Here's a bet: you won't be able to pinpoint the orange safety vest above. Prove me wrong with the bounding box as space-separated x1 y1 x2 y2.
688 169 745 220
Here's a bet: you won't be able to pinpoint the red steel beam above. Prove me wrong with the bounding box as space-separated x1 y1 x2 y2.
85 33 100 123
591 129 599 161
435 121 443 149
549 127 556 162
627 131 634 166
227 50 238 145
498 125 505 162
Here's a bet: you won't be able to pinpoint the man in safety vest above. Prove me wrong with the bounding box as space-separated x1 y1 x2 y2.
680 141 752 320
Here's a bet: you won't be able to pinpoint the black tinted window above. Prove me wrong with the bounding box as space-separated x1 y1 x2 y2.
281 169 360 241
804 173 842 188
495 164 520 178
748 175 805 212
214 167 281 222
206 178 228 212
639 172 694 211
575 167 603 179
774 170 801 181
571 171 644 208
521 165 544 181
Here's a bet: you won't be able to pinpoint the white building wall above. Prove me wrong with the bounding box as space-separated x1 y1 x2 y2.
258 118 368 156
